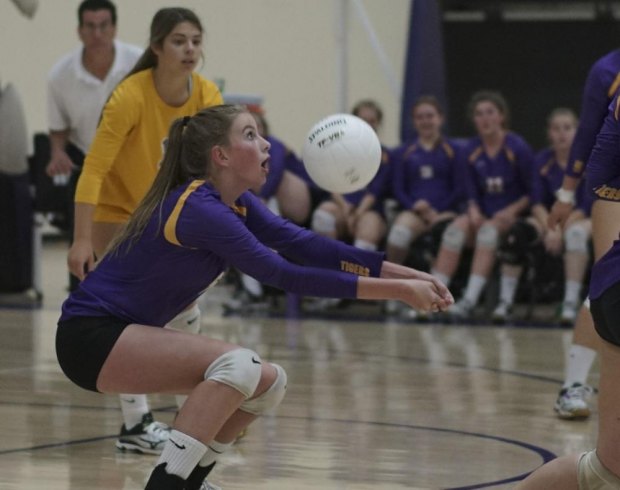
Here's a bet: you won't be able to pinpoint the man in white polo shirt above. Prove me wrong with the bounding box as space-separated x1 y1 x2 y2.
46 0 141 292
46 0 172 457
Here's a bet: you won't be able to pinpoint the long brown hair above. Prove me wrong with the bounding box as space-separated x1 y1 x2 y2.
108 104 247 254
125 7 204 79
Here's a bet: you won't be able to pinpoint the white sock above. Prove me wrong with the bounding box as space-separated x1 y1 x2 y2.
564 280 582 306
463 275 487 305
241 273 264 298
158 430 207 480
499 275 518 305
199 439 233 468
119 394 150 428
431 270 450 287
563 344 597 387
353 239 377 251
167 304 201 334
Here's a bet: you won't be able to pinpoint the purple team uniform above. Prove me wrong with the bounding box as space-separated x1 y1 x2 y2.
586 94 620 202
342 146 393 213
61 180 385 327
462 132 534 216
392 139 461 212
57 180 385 390
566 49 620 179
531 148 592 215
590 235 620 346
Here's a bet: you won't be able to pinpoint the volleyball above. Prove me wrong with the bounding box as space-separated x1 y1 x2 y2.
302 114 382 194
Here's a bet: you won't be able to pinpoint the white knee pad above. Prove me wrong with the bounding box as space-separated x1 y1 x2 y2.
583 296 590 310
387 224 414 249
476 223 499 248
204 348 262 399
240 363 287 415
564 224 589 253
441 224 465 251
578 450 620 489
311 209 337 234
167 304 201 334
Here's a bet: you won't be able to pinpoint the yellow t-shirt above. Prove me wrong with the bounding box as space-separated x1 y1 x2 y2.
75 69 223 222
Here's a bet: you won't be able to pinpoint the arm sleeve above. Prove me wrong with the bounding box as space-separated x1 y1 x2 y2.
74 83 139 204
529 156 546 205
586 97 620 193
366 147 393 200
175 199 376 298
567 63 613 179
392 149 414 209
243 192 385 277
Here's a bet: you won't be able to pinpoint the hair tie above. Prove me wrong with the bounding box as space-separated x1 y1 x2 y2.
183 116 191 126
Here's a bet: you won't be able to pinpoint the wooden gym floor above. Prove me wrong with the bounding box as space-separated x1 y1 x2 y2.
0 239 598 489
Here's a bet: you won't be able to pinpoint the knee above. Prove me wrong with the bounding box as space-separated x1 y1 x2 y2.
387 224 414 249
204 348 263 399
311 208 337 234
564 224 589 253
440 223 465 252
240 363 287 415
476 222 499 249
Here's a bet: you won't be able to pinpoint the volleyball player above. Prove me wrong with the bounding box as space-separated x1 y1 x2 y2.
431 91 533 319
492 108 592 327
55 105 454 490
385 96 461 318
547 49 620 420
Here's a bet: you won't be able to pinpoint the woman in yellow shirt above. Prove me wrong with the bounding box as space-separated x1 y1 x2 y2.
66 6 223 459
69 7 222 278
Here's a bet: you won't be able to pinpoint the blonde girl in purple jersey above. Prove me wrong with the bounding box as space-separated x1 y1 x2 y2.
56 105 453 490
431 91 533 319
384 96 460 318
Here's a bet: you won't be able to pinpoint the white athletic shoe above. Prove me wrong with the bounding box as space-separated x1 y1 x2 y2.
306 297 342 312
115 413 170 454
554 383 594 419
448 298 474 319
559 301 578 325
200 481 222 490
491 301 513 324
384 299 402 315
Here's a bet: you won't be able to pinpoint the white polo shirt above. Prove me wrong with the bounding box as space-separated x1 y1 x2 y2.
47 39 142 154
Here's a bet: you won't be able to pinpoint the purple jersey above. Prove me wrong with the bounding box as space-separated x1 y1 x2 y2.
392 138 461 212
586 94 620 202
463 132 534 216
590 234 620 299
343 146 393 211
531 148 592 215
258 135 301 200
61 181 384 326
567 49 620 179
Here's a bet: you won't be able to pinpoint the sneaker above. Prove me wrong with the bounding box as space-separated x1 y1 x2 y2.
306 297 342 312
554 383 594 419
492 301 513 324
448 298 474 319
200 482 222 490
384 299 402 315
559 301 578 325
116 413 171 454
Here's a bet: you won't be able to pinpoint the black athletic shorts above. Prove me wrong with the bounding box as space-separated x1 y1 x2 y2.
591 280 620 347
55 315 131 392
